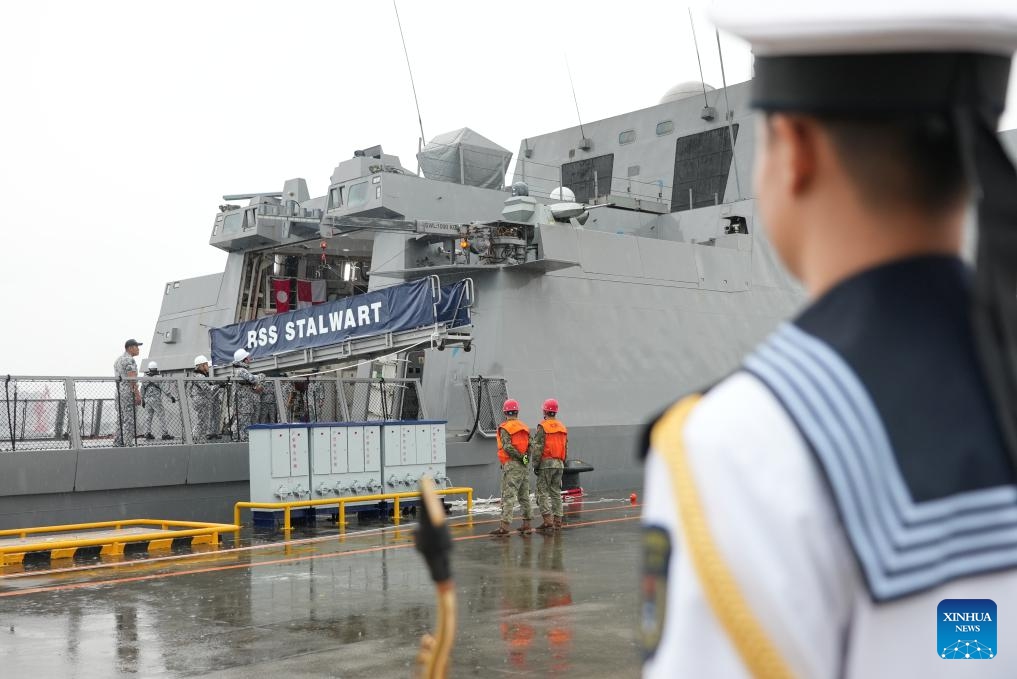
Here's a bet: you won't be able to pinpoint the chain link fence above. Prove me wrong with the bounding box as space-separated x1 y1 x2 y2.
2 375 431 450
341 378 426 422
467 377 508 438
0 378 69 451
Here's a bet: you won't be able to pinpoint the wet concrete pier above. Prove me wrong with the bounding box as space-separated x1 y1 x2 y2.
0 492 641 677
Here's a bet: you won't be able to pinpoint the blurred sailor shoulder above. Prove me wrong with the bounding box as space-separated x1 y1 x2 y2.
642 2 1017 677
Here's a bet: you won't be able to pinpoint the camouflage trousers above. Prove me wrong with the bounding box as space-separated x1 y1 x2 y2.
536 461 564 517
191 396 221 442
500 460 533 524
144 399 168 436
113 389 137 447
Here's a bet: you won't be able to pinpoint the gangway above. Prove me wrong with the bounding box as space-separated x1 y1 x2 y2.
247 324 472 374
213 275 474 374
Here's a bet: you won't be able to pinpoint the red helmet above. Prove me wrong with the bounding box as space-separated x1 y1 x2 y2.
503 398 520 413
542 398 559 414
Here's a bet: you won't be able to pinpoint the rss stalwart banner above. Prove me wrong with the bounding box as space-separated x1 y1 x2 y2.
209 277 471 365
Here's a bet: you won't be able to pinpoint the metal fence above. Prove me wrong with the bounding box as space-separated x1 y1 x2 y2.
1 375 429 451
467 377 508 438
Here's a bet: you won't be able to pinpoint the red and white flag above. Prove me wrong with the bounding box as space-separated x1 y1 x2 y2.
272 278 292 313
296 279 312 309
297 279 327 308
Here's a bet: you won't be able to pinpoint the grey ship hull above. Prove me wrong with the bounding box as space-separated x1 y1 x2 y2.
0 80 806 529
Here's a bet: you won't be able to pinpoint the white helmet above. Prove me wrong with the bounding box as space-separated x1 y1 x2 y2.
193 355 209 366
233 348 251 363
147 361 158 371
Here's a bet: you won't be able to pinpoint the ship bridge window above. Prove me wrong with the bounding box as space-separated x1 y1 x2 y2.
656 120 674 136
222 211 244 234
347 181 368 209
561 153 614 203
329 186 344 210
618 129 636 145
670 124 740 213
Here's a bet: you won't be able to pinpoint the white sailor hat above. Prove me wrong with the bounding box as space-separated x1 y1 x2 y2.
713 0 1017 461
712 1 1017 114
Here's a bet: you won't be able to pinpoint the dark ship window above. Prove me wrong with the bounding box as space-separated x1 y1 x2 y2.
656 120 674 136
561 153 614 203
329 186 344 209
618 129 636 145
670 124 739 212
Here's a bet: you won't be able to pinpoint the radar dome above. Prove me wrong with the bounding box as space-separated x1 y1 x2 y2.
549 187 576 202
660 81 715 104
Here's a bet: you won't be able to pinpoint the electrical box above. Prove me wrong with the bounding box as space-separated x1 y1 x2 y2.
249 424 311 504
309 423 383 500
249 420 446 508
381 420 448 492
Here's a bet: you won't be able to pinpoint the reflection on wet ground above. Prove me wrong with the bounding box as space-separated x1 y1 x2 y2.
0 492 641 677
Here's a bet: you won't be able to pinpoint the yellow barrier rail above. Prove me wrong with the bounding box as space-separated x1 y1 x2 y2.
0 519 239 566
234 486 474 534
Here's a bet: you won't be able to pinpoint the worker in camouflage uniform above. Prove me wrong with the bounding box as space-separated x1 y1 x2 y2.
231 348 262 441
532 398 568 533
256 374 277 423
141 361 175 440
189 355 222 442
113 339 143 446
490 398 533 537
286 378 311 423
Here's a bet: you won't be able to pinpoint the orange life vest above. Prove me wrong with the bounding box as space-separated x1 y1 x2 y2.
539 419 568 460
497 419 530 464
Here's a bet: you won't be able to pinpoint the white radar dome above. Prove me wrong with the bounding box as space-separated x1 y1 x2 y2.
659 81 715 104
549 186 576 202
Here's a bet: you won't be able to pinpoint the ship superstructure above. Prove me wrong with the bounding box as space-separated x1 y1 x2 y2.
143 79 802 494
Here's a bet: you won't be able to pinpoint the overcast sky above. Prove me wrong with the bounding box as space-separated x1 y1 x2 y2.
2 1 1016 376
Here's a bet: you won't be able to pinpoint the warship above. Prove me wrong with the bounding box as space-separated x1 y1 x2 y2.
4 73 1017 530
5 65 1017 677
148 76 803 497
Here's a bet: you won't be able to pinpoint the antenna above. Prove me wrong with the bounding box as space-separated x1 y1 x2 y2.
715 29 742 200
393 1 426 147
688 9 709 107
565 56 587 141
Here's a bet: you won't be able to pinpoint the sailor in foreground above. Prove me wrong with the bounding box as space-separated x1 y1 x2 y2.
642 3 1017 677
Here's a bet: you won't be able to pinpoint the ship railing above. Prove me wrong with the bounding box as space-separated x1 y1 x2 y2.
0 375 427 452
466 376 509 439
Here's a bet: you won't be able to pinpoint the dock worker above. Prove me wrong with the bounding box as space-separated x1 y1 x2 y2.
532 398 567 532
286 377 311 423
141 361 175 441
113 339 142 446
189 355 222 442
490 398 534 536
231 348 262 441
642 4 1017 678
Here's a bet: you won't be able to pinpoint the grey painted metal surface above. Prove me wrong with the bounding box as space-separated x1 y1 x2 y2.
0 482 248 530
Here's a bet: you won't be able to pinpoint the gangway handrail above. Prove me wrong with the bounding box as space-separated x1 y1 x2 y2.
233 486 474 534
